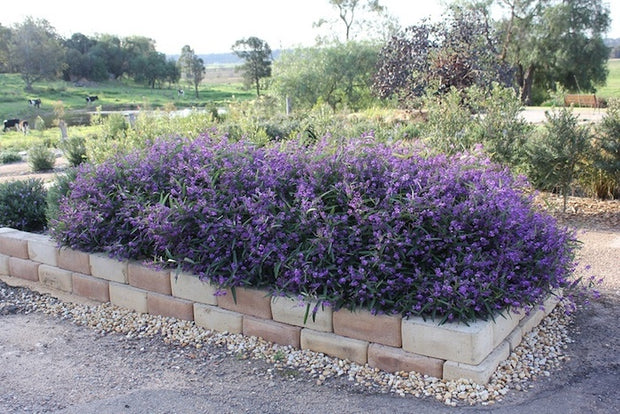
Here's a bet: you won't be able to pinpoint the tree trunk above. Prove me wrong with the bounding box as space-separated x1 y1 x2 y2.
520 65 535 105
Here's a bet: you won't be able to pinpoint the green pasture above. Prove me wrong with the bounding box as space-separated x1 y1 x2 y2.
0 73 253 125
596 59 620 99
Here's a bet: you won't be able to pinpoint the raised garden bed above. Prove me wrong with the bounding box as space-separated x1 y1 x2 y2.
0 227 561 384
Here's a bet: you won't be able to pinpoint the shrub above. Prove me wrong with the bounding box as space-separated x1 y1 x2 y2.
0 151 22 164
28 145 56 172
60 136 88 167
420 85 532 171
526 108 592 211
592 98 620 198
50 134 580 323
0 178 47 231
46 168 78 224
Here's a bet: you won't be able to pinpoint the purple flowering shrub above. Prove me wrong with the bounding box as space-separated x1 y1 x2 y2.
49 133 579 323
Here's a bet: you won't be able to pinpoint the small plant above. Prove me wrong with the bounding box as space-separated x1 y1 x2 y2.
28 145 56 172
34 116 45 131
0 150 22 164
60 136 88 167
0 178 47 232
272 350 286 362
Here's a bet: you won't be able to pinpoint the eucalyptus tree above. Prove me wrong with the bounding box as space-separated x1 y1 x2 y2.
315 0 396 43
231 37 272 96
0 23 14 73
178 45 205 98
9 17 66 91
493 0 610 104
272 41 380 112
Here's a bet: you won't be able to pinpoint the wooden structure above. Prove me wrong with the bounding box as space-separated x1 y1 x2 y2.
564 94 599 108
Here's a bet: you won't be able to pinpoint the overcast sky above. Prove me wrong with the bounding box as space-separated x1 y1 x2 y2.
1 0 619 55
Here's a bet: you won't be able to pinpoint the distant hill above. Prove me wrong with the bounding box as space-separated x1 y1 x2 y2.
605 38 620 47
606 38 620 59
168 50 284 66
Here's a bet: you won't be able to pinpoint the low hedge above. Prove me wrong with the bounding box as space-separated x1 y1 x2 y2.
49 133 578 323
0 178 47 232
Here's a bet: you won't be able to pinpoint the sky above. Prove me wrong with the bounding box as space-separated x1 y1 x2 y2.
1 0 619 56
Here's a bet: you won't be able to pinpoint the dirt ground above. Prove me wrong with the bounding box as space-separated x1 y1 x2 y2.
0 155 69 184
0 160 618 414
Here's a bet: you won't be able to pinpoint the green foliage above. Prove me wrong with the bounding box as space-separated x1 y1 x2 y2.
526 108 592 211
0 150 22 164
177 45 205 98
60 136 88 166
231 37 272 96
9 17 66 91
0 178 47 231
272 42 381 112
420 84 532 170
28 144 56 171
46 168 78 224
86 109 217 163
493 0 610 104
421 88 476 154
468 85 533 170
591 98 620 197
101 112 129 140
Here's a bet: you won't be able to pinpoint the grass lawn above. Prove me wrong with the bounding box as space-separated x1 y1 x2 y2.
0 73 253 124
596 59 620 99
0 71 254 152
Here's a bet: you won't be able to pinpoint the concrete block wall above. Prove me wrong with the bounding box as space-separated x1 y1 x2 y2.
0 228 558 385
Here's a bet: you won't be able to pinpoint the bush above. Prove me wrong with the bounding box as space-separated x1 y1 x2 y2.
592 98 620 198
60 136 88 167
28 145 56 172
0 151 22 164
50 134 580 323
526 108 592 211
420 85 531 171
46 168 78 224
0 178 47 231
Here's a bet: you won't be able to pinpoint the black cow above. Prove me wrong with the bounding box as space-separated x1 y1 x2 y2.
3 118 20 132
86 95 99 103
28 98 41 108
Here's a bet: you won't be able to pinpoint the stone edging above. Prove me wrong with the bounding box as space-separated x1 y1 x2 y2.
0 227 560 384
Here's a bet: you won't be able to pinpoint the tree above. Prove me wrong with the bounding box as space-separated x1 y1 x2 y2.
493 0 610 104
9 17 66 91
63 33 107 81
0 23 13 73
272 41 380 112
372 6 512 108
94 35 127 79
231 37 272 96
131 51 174 89
315 0 392 42
593 99 620 197
178 45 205 98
